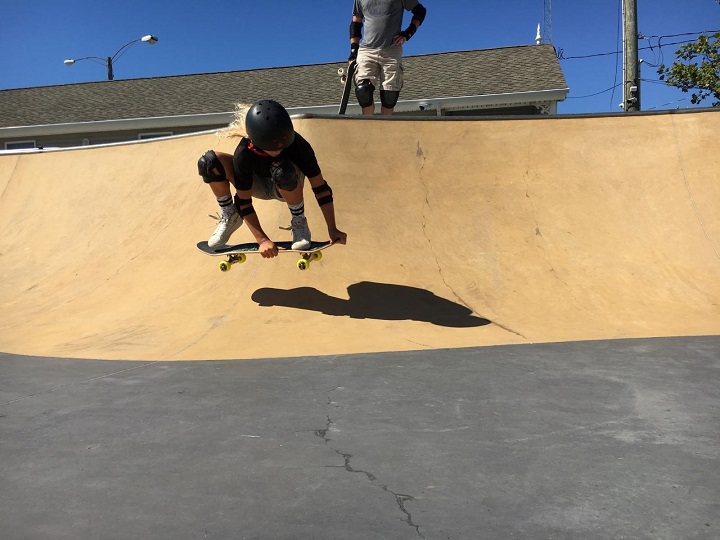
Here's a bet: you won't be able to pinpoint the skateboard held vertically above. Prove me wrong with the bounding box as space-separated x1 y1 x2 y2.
338 61 357 115
197 240 332 272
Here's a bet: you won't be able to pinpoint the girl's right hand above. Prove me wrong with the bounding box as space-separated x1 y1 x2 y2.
259 239 278 258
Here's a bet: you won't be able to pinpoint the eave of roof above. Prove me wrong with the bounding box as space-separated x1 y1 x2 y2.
0 88 568 139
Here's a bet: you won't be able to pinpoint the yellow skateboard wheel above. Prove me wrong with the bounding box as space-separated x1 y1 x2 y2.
297 258 309 271
219 253 246 272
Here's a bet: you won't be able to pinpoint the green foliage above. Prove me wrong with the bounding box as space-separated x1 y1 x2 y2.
658 30 720 106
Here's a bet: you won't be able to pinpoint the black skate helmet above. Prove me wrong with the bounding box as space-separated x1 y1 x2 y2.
245 100 295 151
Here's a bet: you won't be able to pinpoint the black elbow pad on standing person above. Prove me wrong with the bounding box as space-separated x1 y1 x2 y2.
411 4 427 24
399 24 416 40
349 21 363 39
349 42 359 61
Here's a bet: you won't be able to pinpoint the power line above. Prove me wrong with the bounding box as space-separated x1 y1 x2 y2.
565 77 706 104
556 29 719 60
556 28 719 107
638 30 718 40
566 83 623 99
644 96 692 110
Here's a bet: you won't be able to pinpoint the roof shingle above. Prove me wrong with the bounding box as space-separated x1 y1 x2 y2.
0 45 566 128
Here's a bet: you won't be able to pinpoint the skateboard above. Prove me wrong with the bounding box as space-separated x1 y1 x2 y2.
197 240 332 272
338 61 357 115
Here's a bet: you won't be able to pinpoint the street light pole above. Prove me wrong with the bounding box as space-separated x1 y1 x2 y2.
64 35 158 81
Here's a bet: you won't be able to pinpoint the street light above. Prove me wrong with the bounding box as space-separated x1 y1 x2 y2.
63 34 158 81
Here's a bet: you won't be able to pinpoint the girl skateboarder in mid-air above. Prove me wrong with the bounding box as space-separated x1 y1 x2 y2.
197 99 347 258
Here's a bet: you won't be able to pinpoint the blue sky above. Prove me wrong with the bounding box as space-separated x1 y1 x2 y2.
2 0 718 114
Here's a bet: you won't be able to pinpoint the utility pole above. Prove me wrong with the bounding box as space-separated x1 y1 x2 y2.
106 57 114 81
623 0 640 111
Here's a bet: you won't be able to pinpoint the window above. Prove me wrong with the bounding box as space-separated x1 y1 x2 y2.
5 140 36 150
138 132 173 140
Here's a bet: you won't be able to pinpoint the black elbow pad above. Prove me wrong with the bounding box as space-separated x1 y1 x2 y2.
349 21 363 39
411 4 427 24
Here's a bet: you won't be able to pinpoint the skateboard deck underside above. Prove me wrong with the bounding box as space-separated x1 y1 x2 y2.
338 61 357 115
197 240 331 256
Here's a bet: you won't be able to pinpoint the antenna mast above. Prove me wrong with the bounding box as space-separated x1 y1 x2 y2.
543 0 552 44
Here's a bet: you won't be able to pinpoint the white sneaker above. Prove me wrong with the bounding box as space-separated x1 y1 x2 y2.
290 215 311 250
208 212 243 248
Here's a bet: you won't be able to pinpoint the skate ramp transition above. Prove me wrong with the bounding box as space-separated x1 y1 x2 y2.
0 110 718 361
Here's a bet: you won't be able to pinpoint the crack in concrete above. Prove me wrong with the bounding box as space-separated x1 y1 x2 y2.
411 140 528 342
671 118 720 259
314 388 426 538
490 320 528 340
415 140 491 330
417 140 431 242
0 361 162 406
524 171 561 281
523 172 594 318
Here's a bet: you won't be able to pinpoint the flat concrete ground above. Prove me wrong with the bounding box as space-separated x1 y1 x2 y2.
1 336 718 540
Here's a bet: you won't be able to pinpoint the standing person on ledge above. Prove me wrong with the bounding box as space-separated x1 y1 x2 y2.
348 0 427 115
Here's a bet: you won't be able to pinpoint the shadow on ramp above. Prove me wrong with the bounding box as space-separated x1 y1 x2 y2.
252 281 491 328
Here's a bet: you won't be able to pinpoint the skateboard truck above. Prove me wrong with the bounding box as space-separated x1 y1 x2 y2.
218 250 323 272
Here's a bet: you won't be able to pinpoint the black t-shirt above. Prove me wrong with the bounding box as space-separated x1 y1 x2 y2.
232 133 321 191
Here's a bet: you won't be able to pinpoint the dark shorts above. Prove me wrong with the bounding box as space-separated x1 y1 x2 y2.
250 171 306 201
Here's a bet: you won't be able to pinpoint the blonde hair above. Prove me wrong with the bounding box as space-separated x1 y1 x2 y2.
221 102 252 139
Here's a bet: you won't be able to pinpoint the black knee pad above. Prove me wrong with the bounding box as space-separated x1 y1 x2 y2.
380 90 400 109
271 159 299 191
197 150 226 183
355 79 375 108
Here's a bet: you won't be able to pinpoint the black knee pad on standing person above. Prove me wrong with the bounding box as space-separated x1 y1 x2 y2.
355 79 375 108
270 159 299 191
380 90 400 109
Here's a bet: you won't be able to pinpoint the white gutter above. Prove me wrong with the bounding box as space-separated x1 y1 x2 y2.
0 112 235 138
0 89 568 138
290 89 568 116
394 88 569 113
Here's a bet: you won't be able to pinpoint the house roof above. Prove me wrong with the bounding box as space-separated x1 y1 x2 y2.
0 44 567 128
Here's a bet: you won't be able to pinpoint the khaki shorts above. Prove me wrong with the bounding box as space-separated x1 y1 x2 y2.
355 45 404 91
